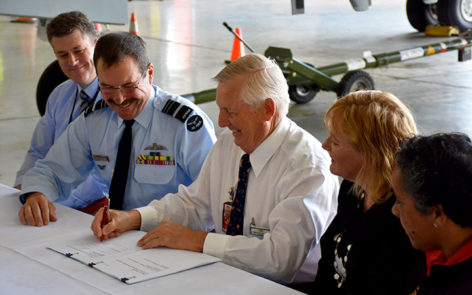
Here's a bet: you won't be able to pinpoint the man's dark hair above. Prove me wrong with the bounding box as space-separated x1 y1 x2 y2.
46 11 97 43
396 132 472 227
93 31 150 74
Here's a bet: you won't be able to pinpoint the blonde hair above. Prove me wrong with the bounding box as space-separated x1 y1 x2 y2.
325 90 417 204
213 54 290 116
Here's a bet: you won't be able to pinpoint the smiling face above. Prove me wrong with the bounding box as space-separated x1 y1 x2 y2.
391 167 439 252
51 29 96 89
97 56 153 120
216 75 272 154
322 125 363 181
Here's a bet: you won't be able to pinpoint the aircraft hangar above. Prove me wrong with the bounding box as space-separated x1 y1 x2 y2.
1 0 471 187
1 0 472 293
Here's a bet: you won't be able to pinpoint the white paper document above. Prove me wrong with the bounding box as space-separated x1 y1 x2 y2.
47 231 220 284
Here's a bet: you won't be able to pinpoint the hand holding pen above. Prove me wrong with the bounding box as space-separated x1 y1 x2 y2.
100 196 109 242
91 201 142 241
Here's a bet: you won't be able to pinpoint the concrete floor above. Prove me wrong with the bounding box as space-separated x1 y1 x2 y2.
1 0 472 186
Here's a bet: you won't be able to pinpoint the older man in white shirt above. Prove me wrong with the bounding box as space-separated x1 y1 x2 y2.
92 54 339 284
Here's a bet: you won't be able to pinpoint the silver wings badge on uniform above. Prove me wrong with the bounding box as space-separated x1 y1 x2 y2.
144 143 168 150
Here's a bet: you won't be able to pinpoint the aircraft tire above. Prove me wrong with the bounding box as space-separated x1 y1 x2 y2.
36 60 68 116
437 0 472 32
406 0 439 32
336 70 374 98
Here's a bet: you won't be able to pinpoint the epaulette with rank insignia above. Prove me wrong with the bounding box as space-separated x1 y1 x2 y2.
162 99 203 132
162 99 193 123
84 100 108 117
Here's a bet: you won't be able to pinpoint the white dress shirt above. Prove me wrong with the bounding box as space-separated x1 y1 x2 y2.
137 117 339 283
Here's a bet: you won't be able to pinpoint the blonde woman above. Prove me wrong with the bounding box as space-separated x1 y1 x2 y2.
311 91 424 294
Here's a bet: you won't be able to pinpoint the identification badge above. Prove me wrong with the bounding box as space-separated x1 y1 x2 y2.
222 186 235 233
249 218 270 237
92 154 110 162
222 201 232 233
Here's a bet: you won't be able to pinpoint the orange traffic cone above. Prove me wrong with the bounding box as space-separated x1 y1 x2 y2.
94 23 103 34
129 12 139 35
229 27 245 62
11 16 36 23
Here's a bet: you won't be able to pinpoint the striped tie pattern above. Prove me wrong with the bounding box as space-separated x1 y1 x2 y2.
79 90 91 114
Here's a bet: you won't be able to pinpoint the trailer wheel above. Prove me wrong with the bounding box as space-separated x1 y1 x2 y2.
406 0 438 32
36 60 68 116
288 85 319 104
336 70 374 98
437 0 472 32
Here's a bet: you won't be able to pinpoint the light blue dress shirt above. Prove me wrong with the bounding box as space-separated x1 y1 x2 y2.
15 78 108 208
21 85 216 210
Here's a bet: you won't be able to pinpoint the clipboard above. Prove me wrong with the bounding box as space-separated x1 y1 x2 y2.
47 231 220 284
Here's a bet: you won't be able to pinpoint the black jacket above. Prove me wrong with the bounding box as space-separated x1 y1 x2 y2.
408 256 472 295
310 180 425 295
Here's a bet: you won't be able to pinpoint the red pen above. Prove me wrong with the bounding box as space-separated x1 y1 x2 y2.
100 196 109 242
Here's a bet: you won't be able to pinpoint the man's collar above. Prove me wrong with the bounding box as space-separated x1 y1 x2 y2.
249 117 290 178
78 77 99 99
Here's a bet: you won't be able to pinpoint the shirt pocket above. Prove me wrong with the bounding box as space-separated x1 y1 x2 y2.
134 164 176 184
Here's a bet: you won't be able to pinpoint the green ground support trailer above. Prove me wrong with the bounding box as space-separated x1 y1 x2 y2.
183 35 472 105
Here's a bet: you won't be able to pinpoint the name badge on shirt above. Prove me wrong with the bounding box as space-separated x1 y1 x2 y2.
249 217 270 237
92 154 110 162
93 155 110 170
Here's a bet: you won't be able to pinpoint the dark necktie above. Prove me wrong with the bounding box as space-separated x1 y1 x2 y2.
79 90 91 114
109 120 135 210
226 154 251 236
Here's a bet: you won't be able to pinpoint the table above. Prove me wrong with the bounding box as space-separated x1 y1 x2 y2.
0 184 303 295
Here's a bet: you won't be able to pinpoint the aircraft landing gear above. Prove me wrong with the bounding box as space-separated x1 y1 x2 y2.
437 0 472 32
407 0 472 32
406 0 439 32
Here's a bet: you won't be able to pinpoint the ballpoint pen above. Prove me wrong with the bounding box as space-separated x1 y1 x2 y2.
100 196 109 242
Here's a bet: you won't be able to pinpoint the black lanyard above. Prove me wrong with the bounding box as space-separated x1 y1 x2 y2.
68 87 100 124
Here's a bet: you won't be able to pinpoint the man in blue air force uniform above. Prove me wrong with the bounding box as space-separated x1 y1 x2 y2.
18 32 216 226
15 11 109 209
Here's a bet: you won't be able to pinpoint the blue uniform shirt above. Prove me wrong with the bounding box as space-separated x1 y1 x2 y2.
21 85 216 210
15 78 108 208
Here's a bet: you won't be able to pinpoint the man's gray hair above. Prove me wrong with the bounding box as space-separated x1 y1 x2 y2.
214 54 290 116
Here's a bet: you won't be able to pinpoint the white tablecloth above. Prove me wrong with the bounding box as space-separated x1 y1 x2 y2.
0 184 302 295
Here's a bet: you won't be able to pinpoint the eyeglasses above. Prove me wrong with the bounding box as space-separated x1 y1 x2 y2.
99 70 147 98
